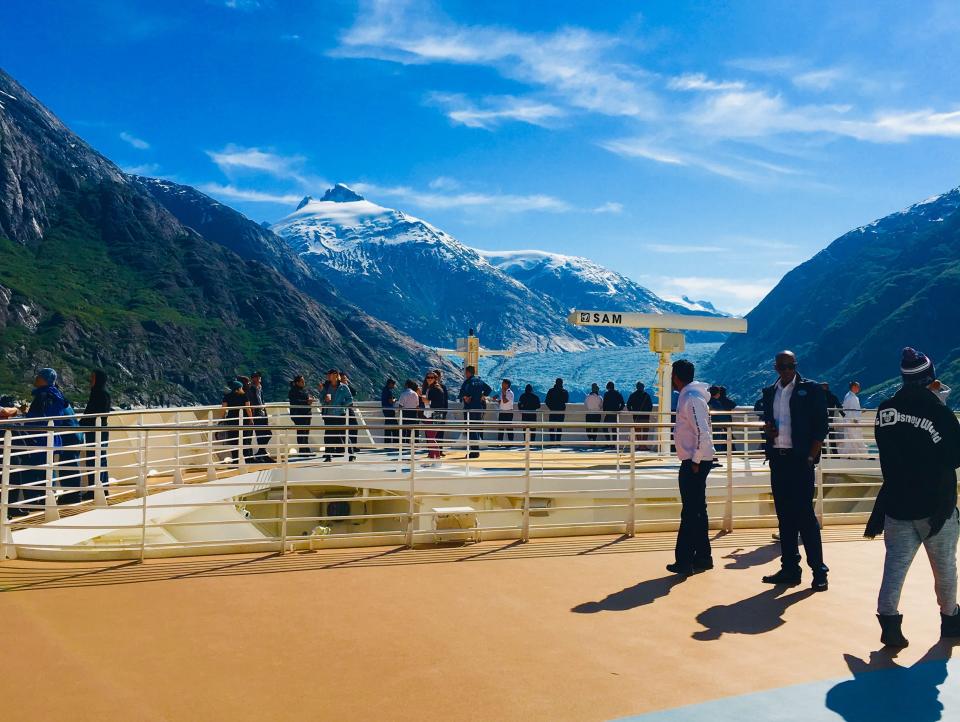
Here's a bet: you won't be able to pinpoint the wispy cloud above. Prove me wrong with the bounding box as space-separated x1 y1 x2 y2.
335 0 659 119
206 144 312 183
650 275 779 314
428 176 461 191
122 162 161 176
351 181 572 213
197 183 302 204
120 131 150 150
667 73 745 92
592 201 623 214
601 137 762 182
644 243 727 254
428 92 565 129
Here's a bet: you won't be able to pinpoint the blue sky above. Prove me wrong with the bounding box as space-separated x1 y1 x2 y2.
3 0 960 312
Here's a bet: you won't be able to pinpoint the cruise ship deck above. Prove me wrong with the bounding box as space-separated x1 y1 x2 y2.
2 526 957 721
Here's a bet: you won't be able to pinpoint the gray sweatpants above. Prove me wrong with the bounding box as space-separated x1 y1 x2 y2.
877 509 960 616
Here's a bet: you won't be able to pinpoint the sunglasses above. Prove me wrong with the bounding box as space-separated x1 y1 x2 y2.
774 363 796 371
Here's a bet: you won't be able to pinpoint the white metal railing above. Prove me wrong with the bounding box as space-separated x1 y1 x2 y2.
0 403 918 561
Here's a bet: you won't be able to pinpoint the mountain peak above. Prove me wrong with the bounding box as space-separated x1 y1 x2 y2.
320 184 365 203
295 195 313 210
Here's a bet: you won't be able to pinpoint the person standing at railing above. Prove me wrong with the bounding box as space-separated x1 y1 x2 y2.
458 366 491 459
584 384 602 445
821 382 845 455
320 369 354 463
221 380 254 464
339 371 359 459
601 381 625 445
398 379 421 454
430 369 449 454
666 359 716 576
518 384 541 442
865 348 960 648
708 386 736 453
842 381 868 456
492 379 515 443
247 372 274 463
288 375 315 456
545 378 568 445
627 382 653 448
760 350 830 592
421 372 445 460
381 378 399 447
79 370 112 497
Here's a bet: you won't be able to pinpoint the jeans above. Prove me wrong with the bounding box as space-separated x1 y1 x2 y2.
602 413 619 443
497 411 514 442
323 415 346 457
770 451 826 575
291 415 311 453
465 410 484 452
383 410 398 445
675 459 712 565
252 415 272 457
585 414 601 443
547 413 564 443
878 509 959 616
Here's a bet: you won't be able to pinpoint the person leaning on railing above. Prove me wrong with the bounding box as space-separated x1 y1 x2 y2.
545 378 568 445
517 384 541 442
320 368 354 463
79 369 111 499
867 347 960 648
221 380 254 464
458 366 491 459
288 375 315 456
247 372 275 463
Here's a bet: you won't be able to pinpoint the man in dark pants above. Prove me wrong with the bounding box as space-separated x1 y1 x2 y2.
760 350 830 591
381 378 398 447
248 371 274 462
458 365 491 459
545 378 568 444
666 359 716 576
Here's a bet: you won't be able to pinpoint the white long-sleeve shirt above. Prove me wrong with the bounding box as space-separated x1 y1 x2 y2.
773 376 796 449
674 382 715 463
843 390 861 420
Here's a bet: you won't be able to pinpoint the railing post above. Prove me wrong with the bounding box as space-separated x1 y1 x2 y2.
207 409 216 482
139 431 149 564
1 429 15 559
722 426 733 533
627 427 636 537
521 427 531 542
44 421 59 522
136 426 148 498
237 412 247 472
816 459 825 526
173 410 184 485
405 432 416 547
93 416 107 507
280 448 289 554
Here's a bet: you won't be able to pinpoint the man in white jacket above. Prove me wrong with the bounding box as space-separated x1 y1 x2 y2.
666 359 717 576
842 381 867 456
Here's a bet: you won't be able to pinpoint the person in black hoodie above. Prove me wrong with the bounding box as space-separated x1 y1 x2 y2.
288 375 315 455
517 384 541 441
868 348 960 648
545 378 568 445
627 382 653 447
80 369 111 498
601 381 625 444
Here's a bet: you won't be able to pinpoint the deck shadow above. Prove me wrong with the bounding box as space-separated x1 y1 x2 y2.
692 585 815 640
722 543 781 569
825 641 957 722
571 574 687 613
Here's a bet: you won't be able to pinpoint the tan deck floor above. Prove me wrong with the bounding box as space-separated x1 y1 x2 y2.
0 526 954 721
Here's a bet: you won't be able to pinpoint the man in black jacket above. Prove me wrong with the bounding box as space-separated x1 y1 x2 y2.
868 347 960 648
602 381 625 444
545 378 568 445
760 350 830 591
627 382 653 448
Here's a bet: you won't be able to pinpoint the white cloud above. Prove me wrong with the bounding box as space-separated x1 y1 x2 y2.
122 163 161 176
792 67 847 91
651 275 779 314
206 144 309 182
120 131 150 150
601 137 760 182
224 0 260 9
428 92 565 129
335 0 659 119
667 73 745 92
197 183 302 204
644 243 727 254
352 181 571 213
428 176 461 191
592 201 623 214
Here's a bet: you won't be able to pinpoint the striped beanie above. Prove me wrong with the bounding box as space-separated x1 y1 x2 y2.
901 347 936 386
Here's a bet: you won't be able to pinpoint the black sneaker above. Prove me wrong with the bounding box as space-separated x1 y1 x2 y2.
348 455 357 462
762 568 802 586
666 562 694 576
468 451 480 459
812 575 829 592
322 455 332 463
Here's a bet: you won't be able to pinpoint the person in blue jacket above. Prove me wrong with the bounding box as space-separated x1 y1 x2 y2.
458 365 491 459
320 368 354 462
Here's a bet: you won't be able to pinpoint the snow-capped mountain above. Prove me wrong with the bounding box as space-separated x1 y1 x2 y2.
273 185 602 351
272 185 729 351
479 250 730 343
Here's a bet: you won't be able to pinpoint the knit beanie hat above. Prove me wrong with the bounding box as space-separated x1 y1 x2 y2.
901 347 936 386
36 367 58 386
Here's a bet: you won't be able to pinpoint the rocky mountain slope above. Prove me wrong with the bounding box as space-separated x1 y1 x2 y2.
707 187 960 405
0 68 446 404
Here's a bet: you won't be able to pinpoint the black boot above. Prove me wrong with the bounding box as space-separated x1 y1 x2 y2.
941 607 960 638
762 568 801 586
878 614 909 648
